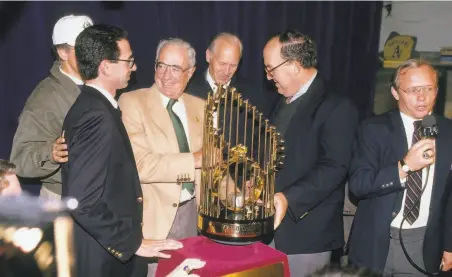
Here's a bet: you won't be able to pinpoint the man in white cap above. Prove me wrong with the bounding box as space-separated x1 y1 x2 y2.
10 14 93 200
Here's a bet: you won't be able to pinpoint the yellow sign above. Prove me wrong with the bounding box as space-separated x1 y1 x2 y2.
383 35 415 61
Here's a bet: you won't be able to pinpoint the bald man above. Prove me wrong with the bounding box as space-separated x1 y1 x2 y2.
186 32 274 115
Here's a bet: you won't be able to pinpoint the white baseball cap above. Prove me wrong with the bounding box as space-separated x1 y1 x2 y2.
52 15 93 46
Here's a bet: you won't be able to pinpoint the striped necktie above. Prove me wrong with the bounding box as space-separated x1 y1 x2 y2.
403 120 423 225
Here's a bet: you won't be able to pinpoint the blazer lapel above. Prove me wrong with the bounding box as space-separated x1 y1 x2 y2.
146 86 180 152
389 110 408 161
429 116 451 215
183 95 203 151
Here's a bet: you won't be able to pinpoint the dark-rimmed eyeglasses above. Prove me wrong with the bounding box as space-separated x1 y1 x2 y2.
399 85 437 96
155 60 191 77
265 60 291 76
110 58 135 69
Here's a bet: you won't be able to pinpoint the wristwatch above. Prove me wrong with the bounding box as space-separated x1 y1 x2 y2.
400 159 413 175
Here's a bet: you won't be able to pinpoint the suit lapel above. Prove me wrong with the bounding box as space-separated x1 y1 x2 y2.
183 95 203 151
146 86 180 152
389 110 408 161
429 116 452 215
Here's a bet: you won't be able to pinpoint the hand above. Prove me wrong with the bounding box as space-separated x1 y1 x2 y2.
166 258 206 277
403 139 435 172
135 239 183 258
193 150 202 169
273 192 288 230
442 251 452 271
52 133 68 163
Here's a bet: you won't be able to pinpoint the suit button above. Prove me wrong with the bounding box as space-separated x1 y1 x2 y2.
137 197 143 203
172 203 178 208
141 222 143 227
392 212 397 217
118 253 123 258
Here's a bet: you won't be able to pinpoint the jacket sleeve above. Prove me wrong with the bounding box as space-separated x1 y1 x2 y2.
10 103 62 178
118 94 196 184
443 175 452 252
282 99 358 221
349 122 406 200
66 109 140 262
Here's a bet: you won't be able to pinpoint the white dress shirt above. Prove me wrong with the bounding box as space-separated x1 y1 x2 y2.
391 111 435 229
85 84 118 109
160 93 195 202
287 70 317 104
206 69 232 93
59 66 84 85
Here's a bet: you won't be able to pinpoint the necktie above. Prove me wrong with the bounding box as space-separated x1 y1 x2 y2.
167 99 195 194
403 120 423 225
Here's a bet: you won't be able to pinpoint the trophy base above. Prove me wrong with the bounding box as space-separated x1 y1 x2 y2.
197 212 274 245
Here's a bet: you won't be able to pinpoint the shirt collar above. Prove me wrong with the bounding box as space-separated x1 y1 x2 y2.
288 70 317 104
160 92 184 109
206 69 232 93
86 84 118 108
59 66 84 85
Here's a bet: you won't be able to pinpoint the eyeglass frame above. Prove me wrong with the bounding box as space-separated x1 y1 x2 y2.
265 59 291 76
154 60 192 77
109 58 135 69
398 85 438 95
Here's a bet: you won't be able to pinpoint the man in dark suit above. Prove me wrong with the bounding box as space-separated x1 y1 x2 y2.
348 59 452 275
262 30 359 276
61 24 182 277
185 32 277 116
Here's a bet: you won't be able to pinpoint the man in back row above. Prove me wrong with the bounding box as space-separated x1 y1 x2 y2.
10 15 93 199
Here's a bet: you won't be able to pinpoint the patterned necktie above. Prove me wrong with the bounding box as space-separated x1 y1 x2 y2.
167 99 195 194
403 120 423 225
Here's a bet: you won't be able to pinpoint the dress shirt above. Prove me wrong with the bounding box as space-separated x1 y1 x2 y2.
391 111 434 229
287 70 317 104
85 84 118 109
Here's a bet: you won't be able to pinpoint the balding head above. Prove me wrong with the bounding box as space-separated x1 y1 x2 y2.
206 33 242 85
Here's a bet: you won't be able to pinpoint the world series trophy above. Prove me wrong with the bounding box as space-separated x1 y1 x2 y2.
156 86 289 277
197 86 285 244
0 195 77 277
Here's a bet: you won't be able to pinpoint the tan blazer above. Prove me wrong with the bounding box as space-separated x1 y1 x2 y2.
118 85 204 239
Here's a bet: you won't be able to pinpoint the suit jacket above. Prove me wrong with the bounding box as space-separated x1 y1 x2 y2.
348 109 452 273
270 74 359 254
61 86 146 277
185 68 279 117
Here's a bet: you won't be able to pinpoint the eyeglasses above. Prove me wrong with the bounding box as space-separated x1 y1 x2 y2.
155 61 191 77
265 60 291 76
399 85 437 95
110 58 135 69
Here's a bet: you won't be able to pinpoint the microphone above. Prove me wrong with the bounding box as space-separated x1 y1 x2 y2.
421 115 438 159
421 115 438 139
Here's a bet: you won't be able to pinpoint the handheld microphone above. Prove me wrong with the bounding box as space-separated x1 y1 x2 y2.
421 115 438 139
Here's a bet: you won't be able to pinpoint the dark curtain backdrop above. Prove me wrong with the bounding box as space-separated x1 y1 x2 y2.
0 1 382 160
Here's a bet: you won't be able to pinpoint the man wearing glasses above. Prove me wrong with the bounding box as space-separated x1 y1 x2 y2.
10 15 93 200
119 38 209 276
348 59 452 275
262 30 359 277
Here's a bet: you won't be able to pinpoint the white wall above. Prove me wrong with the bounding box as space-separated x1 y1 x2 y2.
379 1 452 52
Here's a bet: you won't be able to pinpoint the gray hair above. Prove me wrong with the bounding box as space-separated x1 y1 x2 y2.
208 32 243 57
156 38 196 68
0 159 16 187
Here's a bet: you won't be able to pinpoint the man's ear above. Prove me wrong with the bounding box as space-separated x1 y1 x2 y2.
99 60 110 77
57 47 69 61
391 86 400 101
206 49 212 64
187 66 196 80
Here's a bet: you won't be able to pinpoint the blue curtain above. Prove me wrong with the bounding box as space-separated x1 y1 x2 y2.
0 1 382 160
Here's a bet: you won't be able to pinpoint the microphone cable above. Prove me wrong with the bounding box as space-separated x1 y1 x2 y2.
398 164 439 276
